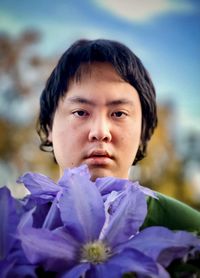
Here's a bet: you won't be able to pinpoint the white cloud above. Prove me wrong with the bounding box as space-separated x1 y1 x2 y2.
94 0 195 22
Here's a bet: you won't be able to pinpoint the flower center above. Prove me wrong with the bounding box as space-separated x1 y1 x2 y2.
81 241 110 264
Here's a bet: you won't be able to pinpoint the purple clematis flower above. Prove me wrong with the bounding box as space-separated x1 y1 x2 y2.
17 167 161 278
3 165 199 277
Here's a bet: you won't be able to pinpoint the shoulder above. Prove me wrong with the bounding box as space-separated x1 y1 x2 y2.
142 192 200 232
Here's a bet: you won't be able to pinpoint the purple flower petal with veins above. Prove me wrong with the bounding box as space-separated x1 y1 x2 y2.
118 226 200 267
95 176 158 199
17 172 62 202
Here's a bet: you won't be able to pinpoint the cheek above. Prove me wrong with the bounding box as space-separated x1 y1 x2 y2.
51 125 69 153
120 130 141 152
52 124 86 150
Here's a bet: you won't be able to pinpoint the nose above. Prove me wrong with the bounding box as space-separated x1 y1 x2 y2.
88 116 112 142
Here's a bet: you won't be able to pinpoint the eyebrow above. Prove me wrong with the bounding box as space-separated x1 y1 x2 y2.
66 96 135 107
67 97 94 105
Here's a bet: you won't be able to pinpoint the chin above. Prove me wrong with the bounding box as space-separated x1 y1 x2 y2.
86 164 129 181
89 167 112 181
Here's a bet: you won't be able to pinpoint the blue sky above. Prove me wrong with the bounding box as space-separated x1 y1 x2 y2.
0 0 200 133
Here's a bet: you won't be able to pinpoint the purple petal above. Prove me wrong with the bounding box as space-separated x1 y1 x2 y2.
0 259 15 278
95 177 157 199
103 190 126 216
158 247 188 267
133 181 158 199
58 164 91 188
26 194 56 204
61 263 91 278
136 264 170 278
126 226 200 267
18 208 34 231
58 172 105 243
102 185 147 246
18 227 79 271
42 198 62 230
87 264 122 278
88 249 158 278
17 172 61 199
0 187 22 259
1 240 37 277
7 247 31 265
18 202 58 230
154 264 170 278
8 264 37 278
95 177 128 196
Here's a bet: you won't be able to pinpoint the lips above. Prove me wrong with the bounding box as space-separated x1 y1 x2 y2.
87 150 112 159
85 149 113 165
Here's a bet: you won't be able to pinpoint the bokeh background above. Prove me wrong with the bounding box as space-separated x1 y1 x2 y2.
0 0 200 209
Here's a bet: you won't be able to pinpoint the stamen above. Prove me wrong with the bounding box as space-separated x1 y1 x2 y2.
80 240 111 264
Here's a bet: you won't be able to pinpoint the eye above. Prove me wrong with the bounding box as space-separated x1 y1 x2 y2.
112 111 127 118
73 110 89 117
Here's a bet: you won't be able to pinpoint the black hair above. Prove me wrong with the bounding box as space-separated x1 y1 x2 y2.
37 39 157 165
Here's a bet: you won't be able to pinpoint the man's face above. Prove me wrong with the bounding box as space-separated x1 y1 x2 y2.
48 63 142 180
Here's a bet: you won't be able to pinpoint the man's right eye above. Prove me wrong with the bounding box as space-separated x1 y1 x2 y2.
73 110 89 117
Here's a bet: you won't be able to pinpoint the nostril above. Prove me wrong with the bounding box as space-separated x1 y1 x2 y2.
88 123 112 142
90 136 111 142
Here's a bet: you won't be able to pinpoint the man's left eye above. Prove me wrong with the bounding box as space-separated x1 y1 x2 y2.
112 111 126 118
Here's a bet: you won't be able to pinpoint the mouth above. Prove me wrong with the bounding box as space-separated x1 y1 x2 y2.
88 150 111 157
85 150 113 165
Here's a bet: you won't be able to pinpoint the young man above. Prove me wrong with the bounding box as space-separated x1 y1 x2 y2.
37 39 200 231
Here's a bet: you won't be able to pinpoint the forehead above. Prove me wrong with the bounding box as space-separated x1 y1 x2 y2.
62 63 140 108
71 62 124 85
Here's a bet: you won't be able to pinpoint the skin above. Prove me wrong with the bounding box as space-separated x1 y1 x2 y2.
48 63 142 180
